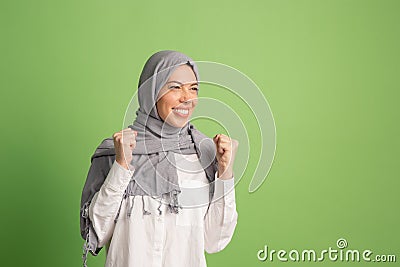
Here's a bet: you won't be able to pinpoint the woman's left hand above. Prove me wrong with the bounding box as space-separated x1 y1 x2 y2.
213 134 239 180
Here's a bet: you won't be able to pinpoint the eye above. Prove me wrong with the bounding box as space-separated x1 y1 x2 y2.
191 87 198 91
168 85 181 89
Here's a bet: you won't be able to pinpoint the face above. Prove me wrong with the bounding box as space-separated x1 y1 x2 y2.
156 64 198 128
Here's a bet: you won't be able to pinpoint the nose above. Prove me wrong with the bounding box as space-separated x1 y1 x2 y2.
179 87 191 103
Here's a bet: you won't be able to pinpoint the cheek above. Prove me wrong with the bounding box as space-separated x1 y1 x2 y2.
161 95 177 109
156 101 167 120
192 97 199 107
156 96 175 118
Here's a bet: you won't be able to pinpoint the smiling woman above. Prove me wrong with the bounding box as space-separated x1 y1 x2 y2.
80 50 239 267
156 64 199 128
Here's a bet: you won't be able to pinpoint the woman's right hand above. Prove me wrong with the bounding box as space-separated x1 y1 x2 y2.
113 128 137 170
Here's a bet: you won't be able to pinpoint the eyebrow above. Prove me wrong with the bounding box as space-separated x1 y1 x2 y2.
166 80 198 86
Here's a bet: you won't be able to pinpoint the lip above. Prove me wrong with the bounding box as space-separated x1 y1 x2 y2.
172 107 190 118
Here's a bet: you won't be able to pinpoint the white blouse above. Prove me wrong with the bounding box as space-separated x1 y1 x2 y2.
89 152 238 267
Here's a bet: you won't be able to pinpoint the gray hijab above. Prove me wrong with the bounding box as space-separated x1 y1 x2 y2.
80 50 218 265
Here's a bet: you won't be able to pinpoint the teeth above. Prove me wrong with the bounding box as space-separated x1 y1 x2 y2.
174 109 189 115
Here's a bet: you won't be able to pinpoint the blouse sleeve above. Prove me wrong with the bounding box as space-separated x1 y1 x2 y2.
89 160 134 247
204 172 238 254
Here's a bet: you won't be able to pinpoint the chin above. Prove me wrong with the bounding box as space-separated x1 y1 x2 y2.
167 119 189 128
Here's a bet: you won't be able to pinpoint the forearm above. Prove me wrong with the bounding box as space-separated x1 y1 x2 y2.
204 175 238 253
89 160 134 247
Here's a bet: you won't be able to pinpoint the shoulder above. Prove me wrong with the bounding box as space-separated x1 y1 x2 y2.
188 123 216 156
188 123 207 138
90 136 116 162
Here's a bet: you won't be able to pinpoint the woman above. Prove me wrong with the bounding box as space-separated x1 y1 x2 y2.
80 50 239 267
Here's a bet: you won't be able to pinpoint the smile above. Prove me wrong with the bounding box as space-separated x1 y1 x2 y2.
173 108 189 117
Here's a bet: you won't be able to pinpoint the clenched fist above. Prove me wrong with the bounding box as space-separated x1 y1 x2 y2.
113 128 137 170
213 134 239 180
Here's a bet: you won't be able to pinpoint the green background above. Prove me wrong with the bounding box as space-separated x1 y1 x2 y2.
1 0 399 266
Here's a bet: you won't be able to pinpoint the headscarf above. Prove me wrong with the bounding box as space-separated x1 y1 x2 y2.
80 50 218 265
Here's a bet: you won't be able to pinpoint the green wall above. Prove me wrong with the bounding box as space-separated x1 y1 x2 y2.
1 0 399 266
